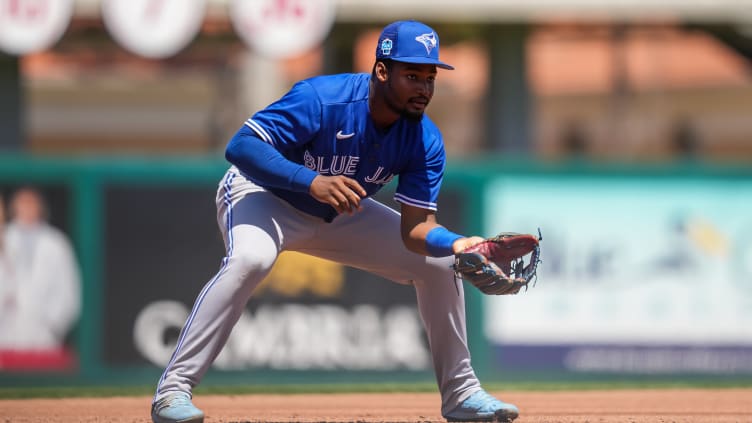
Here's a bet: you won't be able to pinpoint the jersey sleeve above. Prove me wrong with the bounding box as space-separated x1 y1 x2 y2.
394 128 446 211
243 80 321 151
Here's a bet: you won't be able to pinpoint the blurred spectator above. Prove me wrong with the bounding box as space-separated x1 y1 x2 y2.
561 120 590 157
0 194 12 296
0 188 81 362
672 117 701 158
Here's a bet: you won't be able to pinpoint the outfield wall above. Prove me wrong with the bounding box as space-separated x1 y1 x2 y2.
1 154 750 386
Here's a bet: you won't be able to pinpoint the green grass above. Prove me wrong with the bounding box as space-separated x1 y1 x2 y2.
1 379 751 400
0 385 155 399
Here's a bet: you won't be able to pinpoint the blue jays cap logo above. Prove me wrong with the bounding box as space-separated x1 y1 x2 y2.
415 32 437 55
380 38 393 56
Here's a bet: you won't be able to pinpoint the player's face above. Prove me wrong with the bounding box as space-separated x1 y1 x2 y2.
384 62 436 121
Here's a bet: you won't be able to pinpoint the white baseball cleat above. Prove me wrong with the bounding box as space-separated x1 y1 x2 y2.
151 391 204 423
443 389 519 422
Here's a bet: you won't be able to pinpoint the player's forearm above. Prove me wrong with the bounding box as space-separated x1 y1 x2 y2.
225 127 318 192
402 221 434 255
401 222 457 256
401 204 461 256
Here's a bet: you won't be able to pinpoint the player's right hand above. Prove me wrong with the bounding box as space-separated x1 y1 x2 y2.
309 175 367 215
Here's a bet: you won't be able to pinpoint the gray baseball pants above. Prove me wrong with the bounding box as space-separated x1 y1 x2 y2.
154 167 482 414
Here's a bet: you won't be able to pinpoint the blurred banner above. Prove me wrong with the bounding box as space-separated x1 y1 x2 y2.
229 0 336 59
1 0 335 59
484 175 752 374
2 157 749 383
0 0 74 55
101 0 207 59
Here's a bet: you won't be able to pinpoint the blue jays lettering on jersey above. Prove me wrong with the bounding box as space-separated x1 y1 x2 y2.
241 73 446 222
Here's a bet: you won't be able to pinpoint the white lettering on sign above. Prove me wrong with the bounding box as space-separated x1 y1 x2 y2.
229 0 336 59
0 0 73 55
133 301 431 371
133 300 192 366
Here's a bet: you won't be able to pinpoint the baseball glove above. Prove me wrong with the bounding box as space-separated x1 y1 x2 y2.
453 231 541 295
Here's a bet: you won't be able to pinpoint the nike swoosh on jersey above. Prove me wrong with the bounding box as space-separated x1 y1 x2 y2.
336 130 355 140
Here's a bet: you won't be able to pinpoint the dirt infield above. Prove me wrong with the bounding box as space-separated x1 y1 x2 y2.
1 389 751 422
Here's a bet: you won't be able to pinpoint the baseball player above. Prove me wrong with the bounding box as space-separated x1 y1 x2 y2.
151 20 520 423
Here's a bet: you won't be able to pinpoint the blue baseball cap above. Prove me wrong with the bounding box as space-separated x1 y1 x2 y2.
375 20 454 70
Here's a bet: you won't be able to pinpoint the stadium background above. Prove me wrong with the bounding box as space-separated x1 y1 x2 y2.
1 0 752 395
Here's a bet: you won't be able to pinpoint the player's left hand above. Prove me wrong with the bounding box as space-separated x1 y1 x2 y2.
451 236 486 253
453 232 542 295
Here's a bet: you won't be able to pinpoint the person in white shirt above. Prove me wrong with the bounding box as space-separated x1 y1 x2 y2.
0 188 81 350
0 194 14 312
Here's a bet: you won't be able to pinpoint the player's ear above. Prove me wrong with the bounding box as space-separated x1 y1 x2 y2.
374 61 389 83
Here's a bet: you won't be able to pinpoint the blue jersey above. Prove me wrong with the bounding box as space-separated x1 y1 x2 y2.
242 73 446 222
